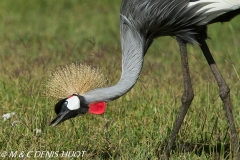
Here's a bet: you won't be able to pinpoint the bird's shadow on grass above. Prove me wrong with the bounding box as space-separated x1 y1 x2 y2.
87 150 120 159
85 141 230 159
156 140 231 159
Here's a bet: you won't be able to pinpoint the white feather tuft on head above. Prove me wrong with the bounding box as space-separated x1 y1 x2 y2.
44 62 107 99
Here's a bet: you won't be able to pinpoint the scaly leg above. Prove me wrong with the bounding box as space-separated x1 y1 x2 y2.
197 36 239 159
165 37 194 158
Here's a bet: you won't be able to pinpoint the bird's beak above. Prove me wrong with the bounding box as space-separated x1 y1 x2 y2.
50 111 72 127
50 109 85 127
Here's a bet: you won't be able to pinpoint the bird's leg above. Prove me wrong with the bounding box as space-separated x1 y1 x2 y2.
198 38 239 158
165 37 194 158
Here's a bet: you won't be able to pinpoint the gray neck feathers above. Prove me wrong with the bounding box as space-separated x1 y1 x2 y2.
83 19 145 104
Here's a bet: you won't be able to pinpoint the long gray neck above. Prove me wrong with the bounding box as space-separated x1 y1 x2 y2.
82 21 145 104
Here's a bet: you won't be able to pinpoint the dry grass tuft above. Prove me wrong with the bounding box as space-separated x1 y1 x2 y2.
44 62 107 99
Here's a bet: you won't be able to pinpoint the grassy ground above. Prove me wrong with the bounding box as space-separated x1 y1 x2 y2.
1 0 240 159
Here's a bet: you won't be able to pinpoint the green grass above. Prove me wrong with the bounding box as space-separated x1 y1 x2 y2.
1 0 240 159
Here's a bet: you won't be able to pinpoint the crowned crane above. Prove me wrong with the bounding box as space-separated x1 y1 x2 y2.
47 0 240 158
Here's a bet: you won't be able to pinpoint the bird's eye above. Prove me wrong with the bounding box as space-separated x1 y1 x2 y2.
60 101 68 112
63 101 68 107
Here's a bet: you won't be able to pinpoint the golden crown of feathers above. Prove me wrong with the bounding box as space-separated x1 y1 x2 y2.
44 62 107 99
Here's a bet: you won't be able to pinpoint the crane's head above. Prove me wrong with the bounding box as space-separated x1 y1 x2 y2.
44 62 107 126
50 94 106 126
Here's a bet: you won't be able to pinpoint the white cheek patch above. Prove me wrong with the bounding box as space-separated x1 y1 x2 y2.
66 96 80 110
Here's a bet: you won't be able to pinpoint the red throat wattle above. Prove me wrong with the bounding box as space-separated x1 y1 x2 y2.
88 102 106 114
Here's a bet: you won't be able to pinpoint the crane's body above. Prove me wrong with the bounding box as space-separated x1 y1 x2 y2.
83 0 240 103
49 0 240 158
